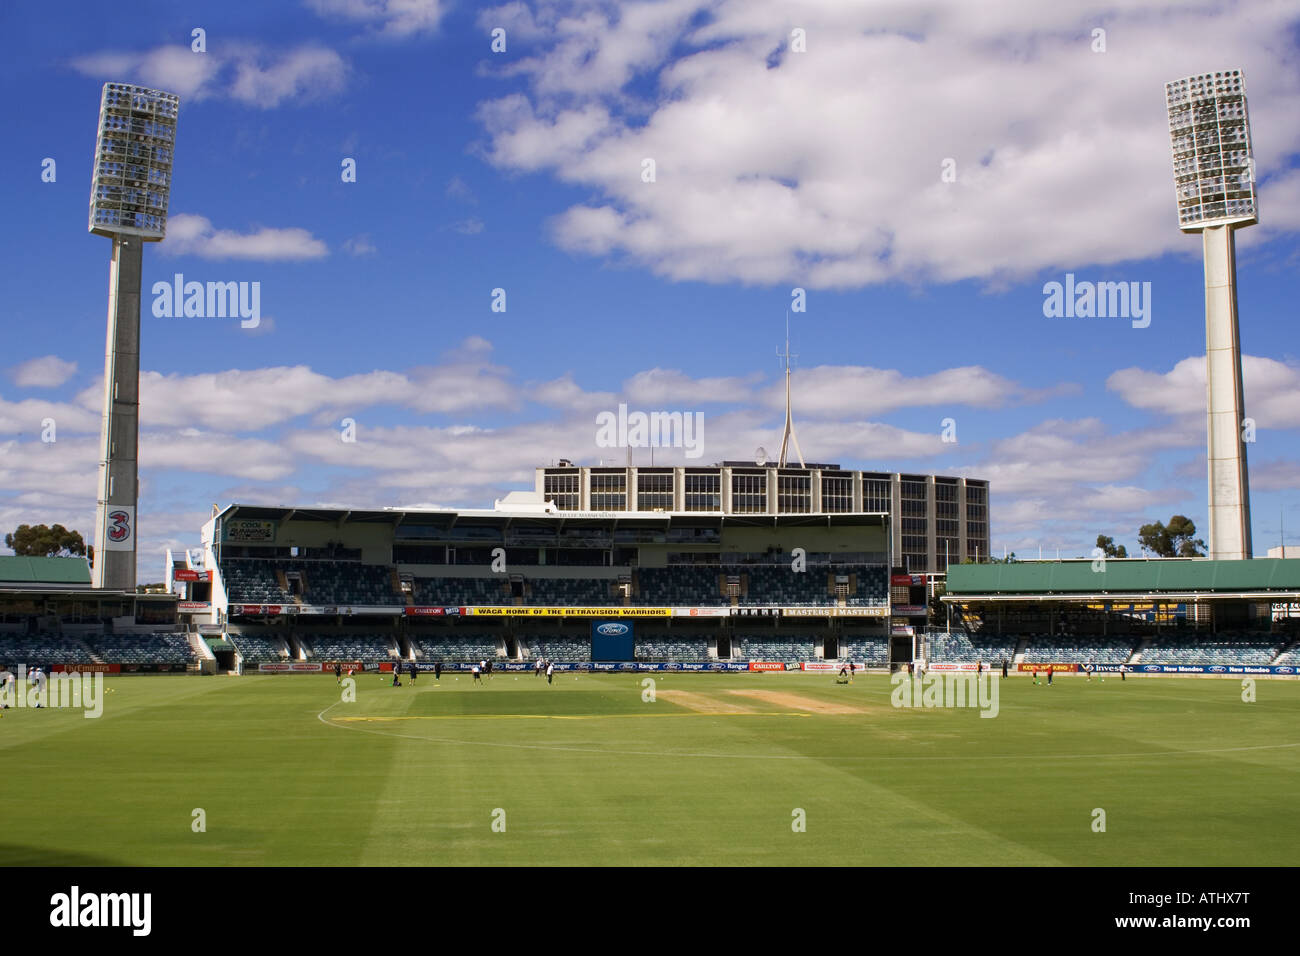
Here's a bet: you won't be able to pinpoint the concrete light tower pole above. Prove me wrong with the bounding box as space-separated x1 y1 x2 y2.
1165 71 1257 560
88 83 180 590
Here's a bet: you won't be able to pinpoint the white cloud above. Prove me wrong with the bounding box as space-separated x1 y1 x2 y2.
306 0 448 37
1107 354 1300 429
71 44 348 108
164 214 329 261
343 234 378 256
623 368 763 405
474 0 1300 288
778 365 1030 418
9 356 77 388
228 46 350 107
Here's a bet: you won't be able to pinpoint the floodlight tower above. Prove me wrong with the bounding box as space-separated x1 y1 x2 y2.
88 83 180 590
1165 70 1257 561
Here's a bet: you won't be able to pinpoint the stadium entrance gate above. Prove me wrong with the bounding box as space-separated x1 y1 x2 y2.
890 636 912 665
823 636 838 659
716 634 731 658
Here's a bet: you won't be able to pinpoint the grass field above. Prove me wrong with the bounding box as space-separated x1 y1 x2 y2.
2 671 1297 866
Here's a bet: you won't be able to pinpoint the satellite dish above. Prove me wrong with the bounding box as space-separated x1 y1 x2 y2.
755 446 768 466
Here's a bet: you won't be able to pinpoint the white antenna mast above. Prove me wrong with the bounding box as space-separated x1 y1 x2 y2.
777 311 805 468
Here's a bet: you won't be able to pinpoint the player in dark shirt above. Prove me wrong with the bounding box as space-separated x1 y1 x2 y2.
409 661 417 683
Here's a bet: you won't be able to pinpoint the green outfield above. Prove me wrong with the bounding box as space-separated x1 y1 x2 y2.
1 671 1296 866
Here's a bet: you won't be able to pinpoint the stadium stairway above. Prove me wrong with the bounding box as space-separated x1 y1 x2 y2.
188 634 215 662
1012 638 1027 665
1271 638 1298 664
1130 639 1151 663
74 636 105 664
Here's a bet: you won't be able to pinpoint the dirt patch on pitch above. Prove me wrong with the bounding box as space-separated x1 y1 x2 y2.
726 690 864 715
658 690 758 715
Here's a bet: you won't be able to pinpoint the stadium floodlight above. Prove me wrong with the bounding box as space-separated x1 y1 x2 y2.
88 83 180 591
1165 70 1256 560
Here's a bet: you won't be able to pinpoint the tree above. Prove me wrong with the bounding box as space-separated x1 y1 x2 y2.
5 524 93 564
1095 534 1128 559
962 552 1016 564
1137 515 1206 557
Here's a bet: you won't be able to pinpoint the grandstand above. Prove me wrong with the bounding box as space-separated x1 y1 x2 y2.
938 558 1300 670
180 495 898 671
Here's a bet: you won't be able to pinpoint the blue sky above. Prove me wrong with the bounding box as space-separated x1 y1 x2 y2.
1 0 1299 574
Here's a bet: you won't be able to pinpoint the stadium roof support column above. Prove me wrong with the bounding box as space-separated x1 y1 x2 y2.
1165 70 1257 560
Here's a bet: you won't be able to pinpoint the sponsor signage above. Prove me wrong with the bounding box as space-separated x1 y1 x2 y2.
462 607 672 618
172 569 211 582
926 662 982 672
781 606 889 618
1138 663 1297 675
1016 663 1079 673
674 607 731 618
103 505 135 551
50 663 120 674
178 601 210 612
228 604 283 617
891 625 915 636
225 519 275 543
893 605 927 616
748 661 786 671
891 574 914 586
404 606 447 616
800 661 869 672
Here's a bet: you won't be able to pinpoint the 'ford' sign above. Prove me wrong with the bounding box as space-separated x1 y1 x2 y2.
596 622 629 637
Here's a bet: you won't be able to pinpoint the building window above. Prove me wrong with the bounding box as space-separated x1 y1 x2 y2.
544 473 579 510
731 473 767 513
684 472 721 512
590 472 626 511
637 473 674 511
777 474 812 513
863 477 891 513
821 475 852 512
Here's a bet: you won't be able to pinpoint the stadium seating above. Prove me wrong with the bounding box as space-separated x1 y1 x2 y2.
927 631 1021 663
1272 642 1300 666
91 632 195 664
838 636 891 665
410 634 501 661
525 577 616 605
0 635 93 666
1021 636 1137 664
413 576 510 606
736 634 817 661
222 560 293 603
222 558 403 606
228 632 289 663
301 633 397 661
304 563 402 606
634 638 710 661
635 567 727 606
1141 633 1282 665
519 635 591 661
